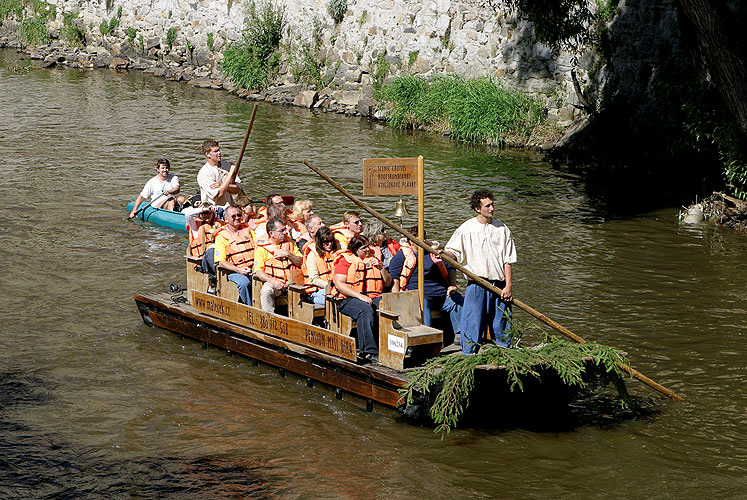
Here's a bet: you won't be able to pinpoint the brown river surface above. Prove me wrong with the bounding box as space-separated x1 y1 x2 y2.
0 49 745 498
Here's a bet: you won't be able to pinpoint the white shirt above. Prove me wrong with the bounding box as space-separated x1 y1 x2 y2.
444 217 517 281
197 159 241 207
140 174 179 201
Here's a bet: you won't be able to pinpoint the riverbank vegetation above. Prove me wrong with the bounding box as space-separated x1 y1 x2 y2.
221 0 285 91
400 325 631 435
377 74 551 146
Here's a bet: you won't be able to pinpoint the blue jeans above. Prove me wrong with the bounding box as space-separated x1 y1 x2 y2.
460 281 511 354
338 296 381 356
310 289 326 306
424 293 463 345
228 273 252 305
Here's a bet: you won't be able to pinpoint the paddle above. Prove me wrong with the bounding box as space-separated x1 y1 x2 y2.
303 160 685 401
128 192 169 220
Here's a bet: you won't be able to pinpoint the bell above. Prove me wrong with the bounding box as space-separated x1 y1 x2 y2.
393 198 410 217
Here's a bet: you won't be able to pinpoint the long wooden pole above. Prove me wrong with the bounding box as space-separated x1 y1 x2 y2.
417 155 425 321
303 160 684 401
235 103 259 172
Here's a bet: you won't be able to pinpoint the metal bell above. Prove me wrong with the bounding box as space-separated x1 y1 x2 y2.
393 198 410 217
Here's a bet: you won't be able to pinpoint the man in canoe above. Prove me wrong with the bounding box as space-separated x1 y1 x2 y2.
128 159 184 218
197 140 242 209
213 206 256 305
442 189 516 354
253 217 303 312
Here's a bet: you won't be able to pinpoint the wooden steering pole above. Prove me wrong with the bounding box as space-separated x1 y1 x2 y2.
303 160 684 401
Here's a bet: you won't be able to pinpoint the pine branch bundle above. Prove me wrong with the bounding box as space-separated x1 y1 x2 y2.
399 332 631 435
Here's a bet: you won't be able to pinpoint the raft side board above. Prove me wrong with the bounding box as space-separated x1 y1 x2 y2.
192 291 357 361
135 292 408 387
146 310 402 407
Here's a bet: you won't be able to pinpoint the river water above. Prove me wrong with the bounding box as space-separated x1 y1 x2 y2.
0 49 744 499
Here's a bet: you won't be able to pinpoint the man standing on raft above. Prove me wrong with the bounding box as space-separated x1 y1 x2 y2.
197 140 242 209
442 189 516 354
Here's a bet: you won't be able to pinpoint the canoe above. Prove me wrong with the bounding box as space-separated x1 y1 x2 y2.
126 201 187 231
132 256 612 423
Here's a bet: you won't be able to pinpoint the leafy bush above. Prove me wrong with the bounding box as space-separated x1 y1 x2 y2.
62 12 86 47
221 0 286 91
327 0 346 23
207 32 214 51
379 74 546 144
99 19 110 35
126 26 136 44
166 27 176 49
20 16 50 44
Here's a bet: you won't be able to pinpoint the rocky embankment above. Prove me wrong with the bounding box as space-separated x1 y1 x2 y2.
2 39 382 119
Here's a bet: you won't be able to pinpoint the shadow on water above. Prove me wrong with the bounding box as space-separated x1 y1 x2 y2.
0 372 272 499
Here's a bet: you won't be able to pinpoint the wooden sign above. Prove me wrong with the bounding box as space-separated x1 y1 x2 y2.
192 291 357 361
363 157 418 195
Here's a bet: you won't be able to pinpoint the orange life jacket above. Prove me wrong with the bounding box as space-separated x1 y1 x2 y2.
332 250 384 298
330 222 355 248
214 226 255 268
289 218 308 237
397 241 449 289
187 221 217 258
257 239 300 282
301 242 334 294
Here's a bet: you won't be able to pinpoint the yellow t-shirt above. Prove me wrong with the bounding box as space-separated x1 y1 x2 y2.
253 240 302 273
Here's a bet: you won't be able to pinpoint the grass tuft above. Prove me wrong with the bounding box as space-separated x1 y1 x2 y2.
378 74 546 145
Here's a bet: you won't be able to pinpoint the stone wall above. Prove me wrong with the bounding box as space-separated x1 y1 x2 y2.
0 0 589 125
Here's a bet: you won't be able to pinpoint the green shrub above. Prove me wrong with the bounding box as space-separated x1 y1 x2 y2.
166 27 177 49
379 74 546 144
0 0 24 22
371 49 390 92
62 12 86 47
99 19 110 35
327 0 346 23
287 38 328 90
20 16 50 44
207 32 214 51
126 26 136 44
221 0 286 90
408 50 419 67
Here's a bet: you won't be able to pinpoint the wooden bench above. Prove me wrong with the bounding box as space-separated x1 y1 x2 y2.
325 295 355 335
251 269 303 313
186 255 211 304
216 266 241 303
287 284 326 325
378 291 443 371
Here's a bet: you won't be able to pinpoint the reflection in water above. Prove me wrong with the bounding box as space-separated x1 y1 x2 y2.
0 49 745 498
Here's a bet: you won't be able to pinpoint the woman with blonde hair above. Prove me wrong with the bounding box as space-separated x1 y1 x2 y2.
289 199 314 245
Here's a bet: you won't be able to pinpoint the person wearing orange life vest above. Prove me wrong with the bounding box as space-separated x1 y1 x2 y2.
389 225 463 347
362 220 400 270
333 234 392 363
253 217 303 312
254 193 284 223
212 206 256 305
288 199 315 250
235 196 259 230
254 202 289 244
185 206 221 259
330 210 363 249
302 226 339 305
